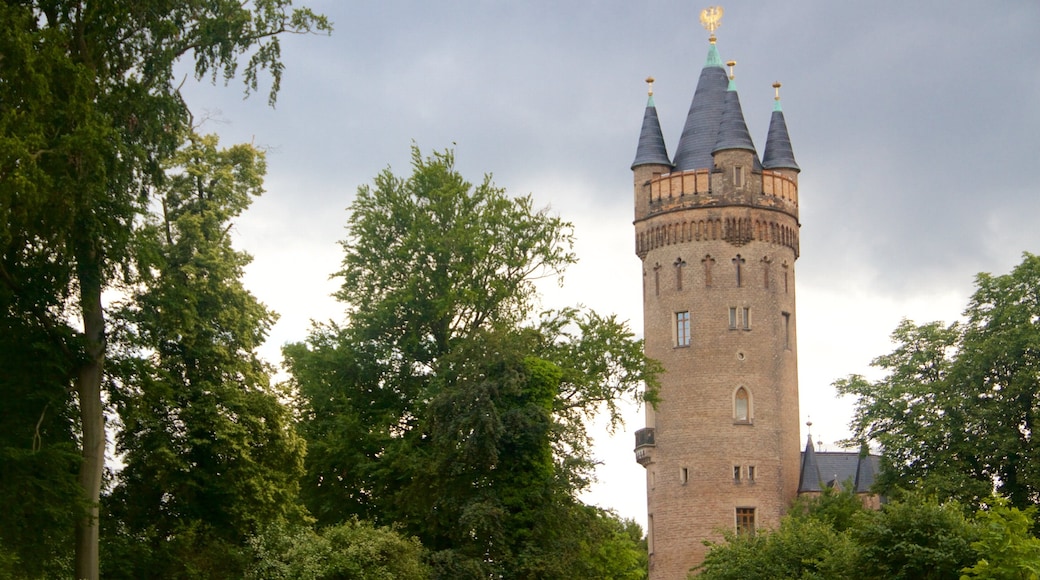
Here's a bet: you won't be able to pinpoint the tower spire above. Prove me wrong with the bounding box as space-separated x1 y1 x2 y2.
762 81 800 171
632 76 671 169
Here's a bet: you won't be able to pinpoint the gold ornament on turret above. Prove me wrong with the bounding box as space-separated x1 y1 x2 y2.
700 5 724 43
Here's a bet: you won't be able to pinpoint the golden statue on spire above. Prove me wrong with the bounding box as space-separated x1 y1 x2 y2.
700 5 724 42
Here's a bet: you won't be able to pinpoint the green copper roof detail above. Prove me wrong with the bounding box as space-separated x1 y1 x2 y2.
727 78 737 91
773 98 783 112
647 94 656 107
705 43 723 68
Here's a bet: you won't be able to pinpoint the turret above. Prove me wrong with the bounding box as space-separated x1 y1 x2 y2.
711 62 760 203
632 77 672 221
762 82 800 176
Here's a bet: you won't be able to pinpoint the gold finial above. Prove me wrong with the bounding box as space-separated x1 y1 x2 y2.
646 76 655 96
700 5 724 43
726 60 736 80
773 81 782 101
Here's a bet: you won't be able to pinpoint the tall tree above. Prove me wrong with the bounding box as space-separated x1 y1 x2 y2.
0 3 328 577
288 146 658 578
837 253 1040 510
103 133 306 578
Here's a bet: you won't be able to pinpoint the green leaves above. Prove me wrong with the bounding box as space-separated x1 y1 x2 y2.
104 133 305 576
290 145 656 578
2 3 329 576
335 146 576 365
836 253 1040 509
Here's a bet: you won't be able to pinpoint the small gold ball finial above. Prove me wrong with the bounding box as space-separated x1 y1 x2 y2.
773 81 782 101
700 5 724 43
646 76 655 96
726 60 736 80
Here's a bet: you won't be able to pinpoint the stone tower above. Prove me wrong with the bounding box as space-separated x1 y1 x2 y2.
631 14 802 579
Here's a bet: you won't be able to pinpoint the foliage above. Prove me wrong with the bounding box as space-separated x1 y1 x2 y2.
288 146 658 577
0 2 328 577
696 491 998 580
836 253 1040 510
102 134 307 578
790 485 869 533
246 519 430 580
694 515 858 580
962 499 1040 580
0 316 79 578
850 493 977 580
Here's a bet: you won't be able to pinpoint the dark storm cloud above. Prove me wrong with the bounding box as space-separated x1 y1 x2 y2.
177 0 1040 523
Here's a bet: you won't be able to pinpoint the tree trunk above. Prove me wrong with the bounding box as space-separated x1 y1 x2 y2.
74 256 106 580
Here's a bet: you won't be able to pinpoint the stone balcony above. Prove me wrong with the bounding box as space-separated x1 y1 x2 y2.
634 427 656 466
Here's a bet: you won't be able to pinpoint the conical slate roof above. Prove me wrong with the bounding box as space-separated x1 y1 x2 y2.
632 95 672 169
762 100 800 171
854 448 879 493
671 44 730 172
713 79 758 154
798 435 823 492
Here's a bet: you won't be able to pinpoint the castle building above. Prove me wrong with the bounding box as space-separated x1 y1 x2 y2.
630 9 804 578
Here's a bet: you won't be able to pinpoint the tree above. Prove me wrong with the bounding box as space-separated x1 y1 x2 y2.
101 133 306 578
246 519 431 580
694 491 980 580
836 253 1040 510
851 493 977 580
0 3 328 577
962 499 1040 580
288 146 658 577
694 515 858 580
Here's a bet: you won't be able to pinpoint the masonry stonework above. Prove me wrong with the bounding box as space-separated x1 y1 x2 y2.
631 22 803 579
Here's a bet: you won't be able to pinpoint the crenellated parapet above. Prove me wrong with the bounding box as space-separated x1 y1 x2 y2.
639 169 798 218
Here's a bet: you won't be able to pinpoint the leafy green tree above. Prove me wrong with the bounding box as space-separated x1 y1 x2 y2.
102 134 306 578
695 492 989 580
962 499 1040 580
837 253 1040 510
694 515 858 580
0 314 80 577
247 519 431 580
790 485 869 534
851 493 977 580
288 146 658 578
0 3 328 577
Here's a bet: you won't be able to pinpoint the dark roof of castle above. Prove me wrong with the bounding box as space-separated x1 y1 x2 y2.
798 435 880 494
632 94 672 169
712 79 758 155
671 43 730 172
762 100 800 171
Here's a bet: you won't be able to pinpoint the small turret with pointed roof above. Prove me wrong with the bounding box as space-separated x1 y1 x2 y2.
798 431 823 493
712 61 761 164
762 82 800 172
632 77 672 169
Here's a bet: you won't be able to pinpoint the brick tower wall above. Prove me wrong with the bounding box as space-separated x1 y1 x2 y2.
634 153 801 579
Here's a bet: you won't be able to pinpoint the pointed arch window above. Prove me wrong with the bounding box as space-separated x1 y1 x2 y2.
734 387 751 423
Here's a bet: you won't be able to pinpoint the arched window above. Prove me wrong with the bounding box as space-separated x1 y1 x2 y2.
734 387 750 422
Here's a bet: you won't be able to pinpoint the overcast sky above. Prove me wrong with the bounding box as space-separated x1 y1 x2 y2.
179 1 1040 527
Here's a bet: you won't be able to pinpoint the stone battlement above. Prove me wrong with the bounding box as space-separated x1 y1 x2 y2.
642 169 798 218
